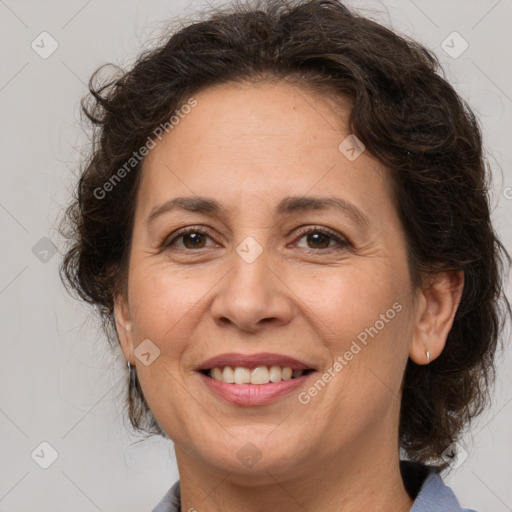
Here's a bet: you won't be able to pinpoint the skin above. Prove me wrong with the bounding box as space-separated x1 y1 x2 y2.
114 80 464 512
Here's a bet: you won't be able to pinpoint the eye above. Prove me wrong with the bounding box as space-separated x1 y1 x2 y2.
293 226 350 251
163 225 350 252
164 226 218 250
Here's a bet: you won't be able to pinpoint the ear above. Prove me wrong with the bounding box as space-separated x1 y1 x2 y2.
409 270 464 365
114 292 136 365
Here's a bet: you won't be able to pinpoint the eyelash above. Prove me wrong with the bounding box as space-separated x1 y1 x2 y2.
164 225 350 252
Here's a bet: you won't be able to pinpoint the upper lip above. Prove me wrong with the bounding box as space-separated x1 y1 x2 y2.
196 352 317 371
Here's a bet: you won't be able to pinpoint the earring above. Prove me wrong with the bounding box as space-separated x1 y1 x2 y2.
425 348 431 364
127 360 131 371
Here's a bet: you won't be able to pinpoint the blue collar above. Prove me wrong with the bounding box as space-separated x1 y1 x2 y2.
406 465 476 511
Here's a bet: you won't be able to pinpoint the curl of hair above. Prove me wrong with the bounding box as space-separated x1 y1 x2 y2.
59 0 511 468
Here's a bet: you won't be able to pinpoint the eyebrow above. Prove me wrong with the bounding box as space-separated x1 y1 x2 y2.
146 195 370 228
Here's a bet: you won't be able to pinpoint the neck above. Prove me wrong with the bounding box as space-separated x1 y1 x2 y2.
175 433 414 512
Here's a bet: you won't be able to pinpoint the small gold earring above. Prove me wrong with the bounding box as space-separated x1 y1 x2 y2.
425 349 431 364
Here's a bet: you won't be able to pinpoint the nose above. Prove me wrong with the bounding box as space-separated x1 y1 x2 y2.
210 244 294 333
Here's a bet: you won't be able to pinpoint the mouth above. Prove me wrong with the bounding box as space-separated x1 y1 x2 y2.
198 366 315 384
195 353 318 406
196 352 317 376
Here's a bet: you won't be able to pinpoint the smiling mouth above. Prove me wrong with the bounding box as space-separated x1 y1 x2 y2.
198 366 315 385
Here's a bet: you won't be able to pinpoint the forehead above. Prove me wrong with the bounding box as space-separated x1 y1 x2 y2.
136 80 393 223
143 80 353 170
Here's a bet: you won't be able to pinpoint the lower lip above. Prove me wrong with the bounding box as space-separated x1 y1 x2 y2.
198 372 314 406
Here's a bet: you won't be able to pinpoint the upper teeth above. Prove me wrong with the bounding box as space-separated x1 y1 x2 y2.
209 366 305 384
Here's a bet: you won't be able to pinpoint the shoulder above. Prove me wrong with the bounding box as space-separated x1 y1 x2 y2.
151 480 181 512
401 460 479 512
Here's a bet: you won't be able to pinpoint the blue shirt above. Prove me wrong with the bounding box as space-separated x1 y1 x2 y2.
151 461 478 511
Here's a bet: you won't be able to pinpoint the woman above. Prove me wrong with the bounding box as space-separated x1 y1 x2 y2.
59 0 511 510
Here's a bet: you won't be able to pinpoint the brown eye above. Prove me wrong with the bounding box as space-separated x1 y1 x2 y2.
295 227 350 251
305 231 331 249
165 227 217 250
181 231 207 249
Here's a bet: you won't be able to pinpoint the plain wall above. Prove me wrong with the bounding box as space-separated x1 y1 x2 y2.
0 0 511 510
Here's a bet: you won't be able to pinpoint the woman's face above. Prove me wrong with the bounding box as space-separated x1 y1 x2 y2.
116 80 426 481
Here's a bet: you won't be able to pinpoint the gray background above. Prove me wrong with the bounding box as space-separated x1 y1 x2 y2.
0 0 511 510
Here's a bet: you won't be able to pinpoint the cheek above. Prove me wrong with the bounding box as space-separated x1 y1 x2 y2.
295 262 405 341
127 265 200 353
126 267 205 431
297 264 411 396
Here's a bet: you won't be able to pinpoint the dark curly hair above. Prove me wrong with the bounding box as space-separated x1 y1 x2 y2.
58 0 511 469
